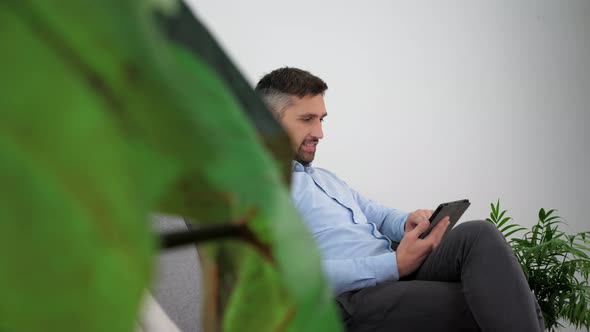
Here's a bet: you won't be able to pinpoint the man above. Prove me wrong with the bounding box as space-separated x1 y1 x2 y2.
255 67 544 331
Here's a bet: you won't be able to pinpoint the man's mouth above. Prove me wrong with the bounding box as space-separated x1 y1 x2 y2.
300 140 318 152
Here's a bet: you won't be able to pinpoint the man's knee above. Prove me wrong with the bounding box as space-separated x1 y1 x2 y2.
452 220 505 242
448 220 516 263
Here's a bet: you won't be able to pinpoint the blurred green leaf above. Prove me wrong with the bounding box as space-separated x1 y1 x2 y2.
0 1 341 332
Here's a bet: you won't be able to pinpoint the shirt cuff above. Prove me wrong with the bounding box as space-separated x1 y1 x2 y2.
371 252 400 283
383 210 409 242
397 213 409 238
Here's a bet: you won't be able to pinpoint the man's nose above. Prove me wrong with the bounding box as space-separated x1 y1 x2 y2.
311 120 324 139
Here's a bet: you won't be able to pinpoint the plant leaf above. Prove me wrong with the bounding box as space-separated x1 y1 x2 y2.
503 226 527 239
0 1 342 332
497 216 513 228
539 208 547 221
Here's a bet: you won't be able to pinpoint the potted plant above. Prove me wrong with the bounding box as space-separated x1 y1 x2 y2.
487 200 590 331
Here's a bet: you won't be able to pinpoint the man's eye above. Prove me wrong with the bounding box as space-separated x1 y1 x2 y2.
320 118 325 122
302 118 312 122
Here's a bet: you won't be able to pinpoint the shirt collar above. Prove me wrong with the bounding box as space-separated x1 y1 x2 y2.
292 160 314 173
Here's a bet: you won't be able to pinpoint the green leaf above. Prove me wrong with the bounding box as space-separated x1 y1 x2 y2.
497 216 512 228
539 208 547 221
1 3 156 331
531 224 544 245
1 1 341 332
544 215 561 223
496 209 507 222
569 248 590 260
573 242 590 253
491 200 499 218
504 227 526 239
499 223 522 234
151 5 342 331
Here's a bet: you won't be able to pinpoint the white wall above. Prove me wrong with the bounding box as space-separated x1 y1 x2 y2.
186 1 590 330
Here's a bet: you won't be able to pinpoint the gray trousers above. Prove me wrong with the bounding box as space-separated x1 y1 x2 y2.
336 221 545 332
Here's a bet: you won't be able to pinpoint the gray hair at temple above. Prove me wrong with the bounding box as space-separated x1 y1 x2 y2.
255 67 328 119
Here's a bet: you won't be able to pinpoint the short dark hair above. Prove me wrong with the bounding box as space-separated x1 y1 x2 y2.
255 67 328 118
255 67 328 97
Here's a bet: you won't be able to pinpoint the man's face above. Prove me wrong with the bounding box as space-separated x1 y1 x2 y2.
279 94 327 165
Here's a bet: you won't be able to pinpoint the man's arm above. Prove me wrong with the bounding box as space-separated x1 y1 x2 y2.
350 187 436 240
323 219 451 294
322 252 399 295
349 187 408 242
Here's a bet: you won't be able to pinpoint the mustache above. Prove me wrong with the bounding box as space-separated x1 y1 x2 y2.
302 138 319 145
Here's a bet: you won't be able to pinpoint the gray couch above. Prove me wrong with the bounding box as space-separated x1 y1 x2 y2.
152 215 203 332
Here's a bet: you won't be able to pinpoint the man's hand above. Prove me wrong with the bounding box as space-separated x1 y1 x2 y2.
396 216 450 278
405 209 434 233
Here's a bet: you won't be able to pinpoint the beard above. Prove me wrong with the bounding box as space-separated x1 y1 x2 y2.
295 139 318 166
295 148 315 166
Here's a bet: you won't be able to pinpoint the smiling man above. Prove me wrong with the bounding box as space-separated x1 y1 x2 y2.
255 69 327 166
255 67 544 332
281 93 325 164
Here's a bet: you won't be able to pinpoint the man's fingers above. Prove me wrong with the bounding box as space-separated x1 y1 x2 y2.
429 217 450 242
418 209 431 220
426 210 434 219
410 220 430 238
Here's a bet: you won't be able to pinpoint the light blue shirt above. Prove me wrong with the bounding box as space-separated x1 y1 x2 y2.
291 161 409 295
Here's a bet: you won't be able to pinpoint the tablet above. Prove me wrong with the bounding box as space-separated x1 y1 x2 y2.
419 199 471 239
